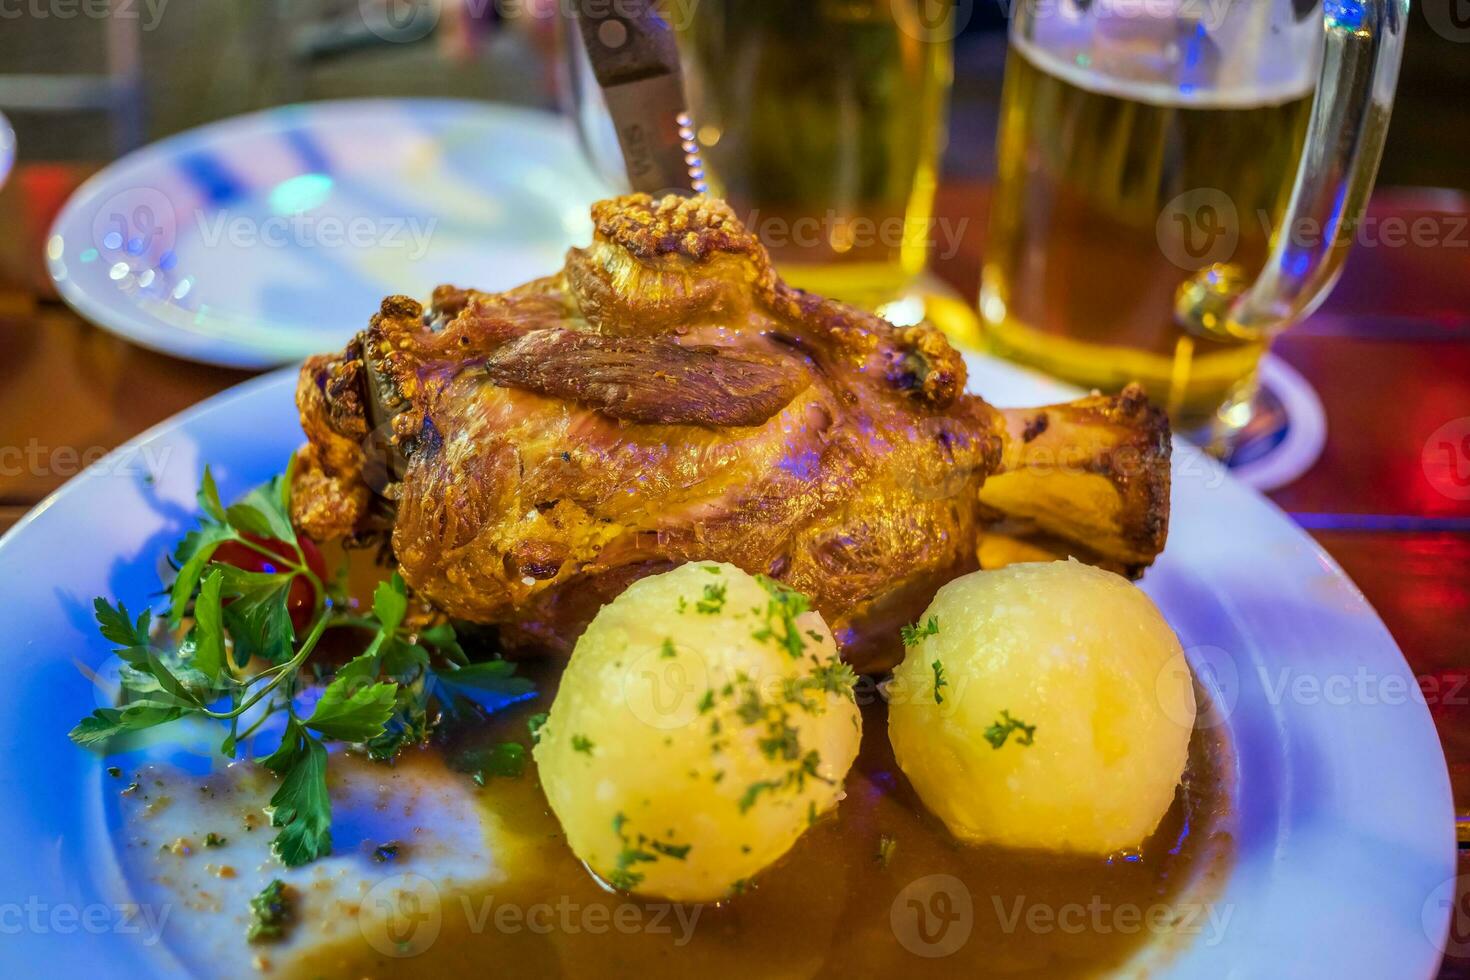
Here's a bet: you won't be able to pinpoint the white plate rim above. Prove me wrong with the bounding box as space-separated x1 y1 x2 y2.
0 358 1454 977
46 98 604 369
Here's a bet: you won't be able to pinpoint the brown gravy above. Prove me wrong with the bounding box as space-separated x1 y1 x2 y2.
288 673 1234 979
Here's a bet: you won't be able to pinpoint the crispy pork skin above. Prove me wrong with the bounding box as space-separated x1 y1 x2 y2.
292 195 1169 672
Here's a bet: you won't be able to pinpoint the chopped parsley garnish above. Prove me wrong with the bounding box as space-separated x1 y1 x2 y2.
608 867 645 891
810 660 858 701
900 615 940 647
695 582 727 614
757 715 800 762
67 466 537 868
607 813 689 891
204 832 227 848
738 750 827 813
456 742 526 784
487 742 528 778
931 660 948 704
660 637 677 658
697 689 715 713
527 712 549 744
571 734 595 755
106 766 122 778
372 842 401 863
738 779 784 813
715 654 853 814
246 879 293 943
751 575 811 659
984 710 1036 749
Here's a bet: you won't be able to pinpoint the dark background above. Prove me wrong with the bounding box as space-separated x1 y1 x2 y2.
0 0 1464 187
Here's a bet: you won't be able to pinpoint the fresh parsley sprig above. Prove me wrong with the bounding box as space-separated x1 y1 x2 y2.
984 710 1036 749
69 466 535 868
900 615 940 647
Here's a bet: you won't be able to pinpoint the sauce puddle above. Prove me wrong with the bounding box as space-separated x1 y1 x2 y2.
288 681 1234 979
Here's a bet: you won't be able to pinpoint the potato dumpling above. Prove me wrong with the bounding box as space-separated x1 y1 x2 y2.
534 562 861 902
888 560 1195 855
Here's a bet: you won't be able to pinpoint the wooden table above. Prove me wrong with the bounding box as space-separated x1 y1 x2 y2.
2 176 1468 974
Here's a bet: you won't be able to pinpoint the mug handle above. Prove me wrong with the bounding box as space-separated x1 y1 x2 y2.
1176 0 1411 343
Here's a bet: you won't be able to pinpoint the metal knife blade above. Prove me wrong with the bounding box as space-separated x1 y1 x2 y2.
574 0 705 196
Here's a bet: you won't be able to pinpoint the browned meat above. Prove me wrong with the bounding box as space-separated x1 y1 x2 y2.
292 194 1170 673
483 329 810 427
979 386 1172 575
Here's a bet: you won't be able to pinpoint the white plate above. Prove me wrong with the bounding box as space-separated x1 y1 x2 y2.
0 110 13 190
45 99 609 368
0 356 1453 976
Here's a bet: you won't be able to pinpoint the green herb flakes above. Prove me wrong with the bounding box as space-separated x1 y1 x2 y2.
695 582 728 614
247 879 293 943
68 466 537 869
984 710 1036 749
901 616 940 647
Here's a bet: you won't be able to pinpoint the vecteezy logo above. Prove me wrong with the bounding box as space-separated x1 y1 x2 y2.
1157 188 1240 271
1423 0 1470 42
360 0 440 44
623 644 710 731
1423 874 1470 957
1158 645 1239 730
890 874 973 958
359 873 443 958
91 187 178 272
1422 417 1470 501
892 0 975 41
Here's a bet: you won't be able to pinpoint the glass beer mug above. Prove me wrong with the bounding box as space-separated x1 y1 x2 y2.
981 0 1408 440
562 1 967 333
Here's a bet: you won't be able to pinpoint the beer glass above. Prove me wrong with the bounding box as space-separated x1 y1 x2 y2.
981 0 1407 439
562 1 967 333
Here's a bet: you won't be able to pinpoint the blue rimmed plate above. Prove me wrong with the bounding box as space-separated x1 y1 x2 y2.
46 99 610 368
0 356 1453 976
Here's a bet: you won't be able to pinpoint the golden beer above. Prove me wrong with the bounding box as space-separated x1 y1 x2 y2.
981 41 1315 426
675 0 950 312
